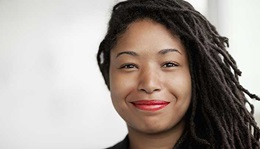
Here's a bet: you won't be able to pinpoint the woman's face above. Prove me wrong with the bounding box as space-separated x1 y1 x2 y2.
109 19 191 134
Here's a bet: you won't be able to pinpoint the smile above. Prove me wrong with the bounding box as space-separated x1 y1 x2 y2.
131 100 170 111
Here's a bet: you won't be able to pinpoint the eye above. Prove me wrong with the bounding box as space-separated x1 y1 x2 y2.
119 63 138 69
162 62 179 68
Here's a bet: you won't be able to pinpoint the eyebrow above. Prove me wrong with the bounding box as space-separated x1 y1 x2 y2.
158 48 182 55
116 51 138 58
115 48 182 58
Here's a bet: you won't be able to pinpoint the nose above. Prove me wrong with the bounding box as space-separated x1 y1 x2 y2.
137 68 162 94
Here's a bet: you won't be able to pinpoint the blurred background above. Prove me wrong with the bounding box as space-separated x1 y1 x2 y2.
0 0 259 148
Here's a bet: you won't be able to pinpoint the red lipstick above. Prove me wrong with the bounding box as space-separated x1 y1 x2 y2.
131 100 169 111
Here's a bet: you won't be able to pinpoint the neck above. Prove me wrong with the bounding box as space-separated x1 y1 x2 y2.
128 120 185 149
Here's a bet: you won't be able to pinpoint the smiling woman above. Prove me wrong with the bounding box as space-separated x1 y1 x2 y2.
97 0 260 148
109 20 191 147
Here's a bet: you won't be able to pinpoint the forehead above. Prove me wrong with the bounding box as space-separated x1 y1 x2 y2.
111 19 186 55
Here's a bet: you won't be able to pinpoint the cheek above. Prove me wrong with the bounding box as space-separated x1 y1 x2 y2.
109 71 136 104
178 74 191 97
166 71 192 122
165 70 192 101
109 71 137 118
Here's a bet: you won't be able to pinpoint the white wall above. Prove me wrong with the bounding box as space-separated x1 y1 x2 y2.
0 0 259 149
225 0 260 113
203 0 260 121
0 0 126 148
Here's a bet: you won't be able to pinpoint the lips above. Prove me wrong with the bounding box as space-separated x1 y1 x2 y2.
131 100 169 111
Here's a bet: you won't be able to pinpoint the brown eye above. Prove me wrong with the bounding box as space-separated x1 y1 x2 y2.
119 63 138 69
162 62 178 68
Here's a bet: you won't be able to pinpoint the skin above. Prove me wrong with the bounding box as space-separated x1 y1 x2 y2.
109 19 192 149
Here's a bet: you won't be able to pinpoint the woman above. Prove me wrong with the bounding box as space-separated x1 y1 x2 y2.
97 0 260 148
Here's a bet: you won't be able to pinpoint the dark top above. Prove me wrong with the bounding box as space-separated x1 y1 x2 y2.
106 132 191 149
106 136 129 149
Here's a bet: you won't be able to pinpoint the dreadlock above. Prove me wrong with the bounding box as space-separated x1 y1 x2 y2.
97 0 260 148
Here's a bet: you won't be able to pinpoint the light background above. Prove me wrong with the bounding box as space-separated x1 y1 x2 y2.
0 0 259 148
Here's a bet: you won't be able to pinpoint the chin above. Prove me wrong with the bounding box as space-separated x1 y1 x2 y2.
128 118 185 136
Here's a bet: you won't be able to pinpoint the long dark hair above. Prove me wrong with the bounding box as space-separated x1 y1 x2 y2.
97 0 260 148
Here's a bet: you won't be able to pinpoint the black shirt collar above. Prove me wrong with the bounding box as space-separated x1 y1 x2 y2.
107 131 188 149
